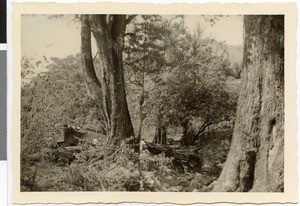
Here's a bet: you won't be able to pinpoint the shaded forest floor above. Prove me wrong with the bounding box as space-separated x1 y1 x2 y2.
21 129 232 192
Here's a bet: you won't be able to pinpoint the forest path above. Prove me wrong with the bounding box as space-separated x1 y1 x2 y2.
140 129 232 192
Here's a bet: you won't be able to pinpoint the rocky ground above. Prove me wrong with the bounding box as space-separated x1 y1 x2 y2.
21 129 232 192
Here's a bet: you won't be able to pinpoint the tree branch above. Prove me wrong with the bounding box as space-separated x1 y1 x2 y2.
167 15 184 27
193 120 213 142
124 32 135 37
93 51 99 62
126 15 138 24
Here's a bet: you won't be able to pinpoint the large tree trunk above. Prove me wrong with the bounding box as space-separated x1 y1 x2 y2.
212 16 284 192
80 15 135 146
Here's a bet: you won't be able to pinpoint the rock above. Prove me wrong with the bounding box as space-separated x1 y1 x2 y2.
161 182 170 188
145 178 154 187
163 175 175 186
153 177 161 188
124 178 140 191
178 179 190 187
141 172 157 191
170 186 182 192
91 138 98 146
208 180 217 190
166 175 173 181
187 181 198 192
203 163 210 169
161 187 168 192
199 185 209 192
192 188 198 192
194 173 203 180
145 161 159 171
216 162 224 169
51 147 75 166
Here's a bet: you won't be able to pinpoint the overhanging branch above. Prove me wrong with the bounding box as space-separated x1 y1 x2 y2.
126 15 138 24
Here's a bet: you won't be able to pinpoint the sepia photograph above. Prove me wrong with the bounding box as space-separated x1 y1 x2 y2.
12 2 297 204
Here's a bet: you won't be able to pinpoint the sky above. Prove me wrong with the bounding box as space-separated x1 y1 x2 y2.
184 15 243 45
21 15 243 59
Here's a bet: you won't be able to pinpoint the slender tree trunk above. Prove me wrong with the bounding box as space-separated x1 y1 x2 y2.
152 128 159 144
152 113 167 145
180 119 191 146
80 15 107 128
212 16 284 192
80 15 135 146
161 125 167 145
137 48 146 143
180 119 207 146
153 115 161 144
137 88 144 143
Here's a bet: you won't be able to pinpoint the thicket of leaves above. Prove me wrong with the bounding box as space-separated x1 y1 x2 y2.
21 55 103 158
124 16 238 142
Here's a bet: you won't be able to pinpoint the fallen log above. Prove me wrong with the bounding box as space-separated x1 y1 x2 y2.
145 142 175 157
64 146 82 153
142 141 203 173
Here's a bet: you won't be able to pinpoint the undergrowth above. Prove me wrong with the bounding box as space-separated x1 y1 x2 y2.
21 130 231 192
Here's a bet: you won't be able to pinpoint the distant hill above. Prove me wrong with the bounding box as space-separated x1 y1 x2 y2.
226 45 243 64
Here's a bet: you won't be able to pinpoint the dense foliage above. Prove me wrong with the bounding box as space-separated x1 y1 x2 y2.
21 55 103 158
124 16 238 144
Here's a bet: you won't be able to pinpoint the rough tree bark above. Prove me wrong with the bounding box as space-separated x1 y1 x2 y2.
80 15 135 146
212 15 284 192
